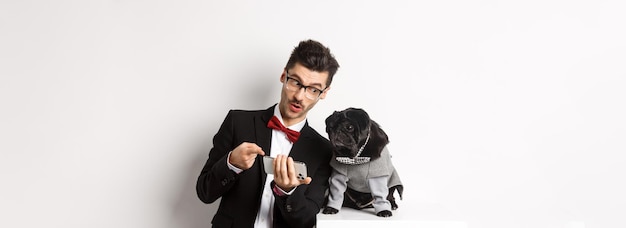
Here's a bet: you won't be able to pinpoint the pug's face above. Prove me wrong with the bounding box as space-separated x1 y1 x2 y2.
325 108 371 158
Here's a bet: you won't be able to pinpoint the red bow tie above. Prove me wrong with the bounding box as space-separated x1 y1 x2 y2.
267 116 301 143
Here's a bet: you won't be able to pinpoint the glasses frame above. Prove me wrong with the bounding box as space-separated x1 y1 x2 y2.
284 70 327 100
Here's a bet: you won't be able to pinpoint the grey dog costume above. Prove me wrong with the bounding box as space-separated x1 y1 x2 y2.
323 107 403 217
327 147 403 213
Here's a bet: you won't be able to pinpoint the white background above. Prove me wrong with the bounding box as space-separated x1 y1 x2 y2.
1 1 625 228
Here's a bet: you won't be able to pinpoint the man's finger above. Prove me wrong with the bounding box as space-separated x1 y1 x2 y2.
300 177 312 185
275 155 288 183
241 143 265 156
255 146 265 156
287 157 296 179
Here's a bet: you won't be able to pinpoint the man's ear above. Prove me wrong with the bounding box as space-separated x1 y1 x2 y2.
319 86 331 99
280 71 286 83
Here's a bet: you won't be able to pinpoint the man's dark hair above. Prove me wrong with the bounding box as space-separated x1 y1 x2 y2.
285 39 340 88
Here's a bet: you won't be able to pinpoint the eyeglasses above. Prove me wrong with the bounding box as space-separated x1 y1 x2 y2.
284 71 326 100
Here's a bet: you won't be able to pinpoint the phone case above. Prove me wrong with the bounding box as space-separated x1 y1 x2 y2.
262 156 308 180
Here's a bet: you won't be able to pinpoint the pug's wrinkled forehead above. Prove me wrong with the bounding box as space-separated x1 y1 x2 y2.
326 107 371 133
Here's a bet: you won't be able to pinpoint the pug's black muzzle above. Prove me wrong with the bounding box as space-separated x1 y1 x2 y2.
328 130 359 157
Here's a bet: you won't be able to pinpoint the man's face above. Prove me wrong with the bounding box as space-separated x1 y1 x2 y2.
279 62 330 126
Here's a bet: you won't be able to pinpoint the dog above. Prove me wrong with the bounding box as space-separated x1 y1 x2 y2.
322 107 403 217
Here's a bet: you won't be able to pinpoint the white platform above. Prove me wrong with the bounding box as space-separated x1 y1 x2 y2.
316 203 468 228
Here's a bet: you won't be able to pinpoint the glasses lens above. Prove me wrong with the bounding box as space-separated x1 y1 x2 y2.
284 78 297 91
304 88 321 100
284 76 322 100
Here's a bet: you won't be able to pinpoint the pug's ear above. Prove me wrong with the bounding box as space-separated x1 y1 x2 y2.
370 120 389 145
325 111 340 133
325 111 339 124
346 108 371 130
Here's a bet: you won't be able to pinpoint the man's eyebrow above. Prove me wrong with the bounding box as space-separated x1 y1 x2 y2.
289 74 324 88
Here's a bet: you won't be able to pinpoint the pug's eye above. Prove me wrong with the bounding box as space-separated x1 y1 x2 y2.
345 125 354 132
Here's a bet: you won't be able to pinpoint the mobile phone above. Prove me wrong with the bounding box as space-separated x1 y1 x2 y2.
262 156 308 180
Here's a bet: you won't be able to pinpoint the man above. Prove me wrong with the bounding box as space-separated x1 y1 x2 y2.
196 39 340 228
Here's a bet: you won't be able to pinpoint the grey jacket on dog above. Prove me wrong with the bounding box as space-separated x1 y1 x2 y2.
327 146 403 213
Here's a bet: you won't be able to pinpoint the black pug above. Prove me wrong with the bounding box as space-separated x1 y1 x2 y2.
322 107 403 217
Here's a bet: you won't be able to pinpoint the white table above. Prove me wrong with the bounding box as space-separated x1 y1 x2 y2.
316 203 468 228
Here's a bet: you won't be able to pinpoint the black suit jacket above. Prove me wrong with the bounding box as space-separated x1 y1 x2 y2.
196 105 333 228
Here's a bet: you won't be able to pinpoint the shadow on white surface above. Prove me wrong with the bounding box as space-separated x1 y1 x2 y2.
317 203 468 228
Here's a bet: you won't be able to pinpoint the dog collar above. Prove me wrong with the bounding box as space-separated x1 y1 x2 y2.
335 156 371 165
336 128 371 165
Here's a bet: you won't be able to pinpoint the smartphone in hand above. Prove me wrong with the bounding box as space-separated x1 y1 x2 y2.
262 156 308 180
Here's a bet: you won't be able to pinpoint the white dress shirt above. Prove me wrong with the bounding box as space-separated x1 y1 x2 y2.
227 106 305 228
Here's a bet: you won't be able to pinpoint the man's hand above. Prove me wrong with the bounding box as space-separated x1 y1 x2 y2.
229 142 265 170
273 154 312 192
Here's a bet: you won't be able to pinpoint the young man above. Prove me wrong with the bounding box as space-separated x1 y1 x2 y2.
196 39 340 228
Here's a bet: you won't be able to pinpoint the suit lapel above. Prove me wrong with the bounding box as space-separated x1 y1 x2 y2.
255 106 274 156
254 106 274 183
290 123 316 163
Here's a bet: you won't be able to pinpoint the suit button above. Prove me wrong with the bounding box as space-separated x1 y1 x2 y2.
286 205 292 212
221 179 228 186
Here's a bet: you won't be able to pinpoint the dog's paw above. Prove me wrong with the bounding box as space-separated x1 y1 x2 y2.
322 206 339 214
391 200 399 210
376 210 393 217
